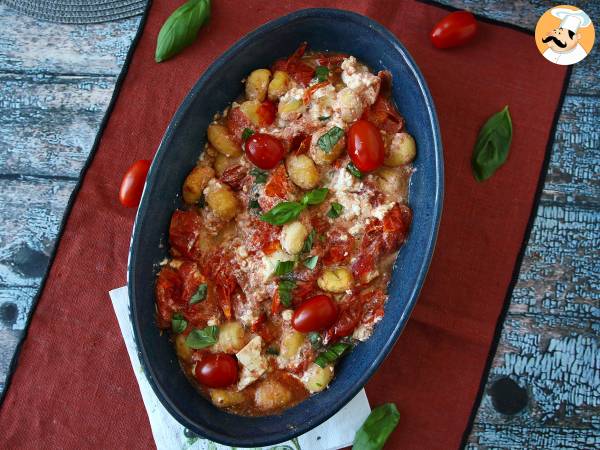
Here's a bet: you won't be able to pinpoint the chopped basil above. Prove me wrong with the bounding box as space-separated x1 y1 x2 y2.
266 346 280 356
472 105 513 182
304 255 319 270
327 202 344 219
315 66 330 82
189 283 207 304
352 403 400 450
185 325 219 349
250 168 267 183
301 229 316 253
315 342 352 368
318 115 331 121
274 260 295 276
308 332 322 349
346 162 363 179
242 127 255 141
261 189 328 225
278 280 295 307
317 126 345 154
171 313 187 334
248 199 261 212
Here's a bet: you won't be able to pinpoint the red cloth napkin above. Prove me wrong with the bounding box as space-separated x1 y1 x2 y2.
0 1 569 449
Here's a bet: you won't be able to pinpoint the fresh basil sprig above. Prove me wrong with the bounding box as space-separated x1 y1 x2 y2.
242 128 255 141
274 260 295 276
315 66 330 82
189 283 207 304
317 126 345 154
171 313 187 333
185 325 218 349
472 105 512 182
327 202 344 218
250 168 267 183
346 162 363 179
304 255 319 270
261 188 329 225
352 403 400 450
155 0 211 63
278 280 295 307
314 342 352 368
302 229 316 253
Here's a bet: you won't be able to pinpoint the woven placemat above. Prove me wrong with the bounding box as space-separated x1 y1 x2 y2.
2 0 148 24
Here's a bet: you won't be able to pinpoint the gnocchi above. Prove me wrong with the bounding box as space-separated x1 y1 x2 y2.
205 182 239 221
385 132 416 166
280 331 305 360
254 380 292 411
207 124 242 157
317 267 354 293
182 165 215 204
245 69 271 102
213 321 245 353
209 388 246 407
309 126 346 165
302 364 334 393
286 154 320 189
268 70 290 100
280 221 309 255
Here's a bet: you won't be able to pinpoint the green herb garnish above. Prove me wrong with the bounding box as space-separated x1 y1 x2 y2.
327 202 344 218
314 342 352 368
266 346 280 356
261 188 329 225
185 325 218 349
472 106 513 182
155 0 211 63
242 127 255 141
301 229 316 253
318 115 331 121
317 126 345 154
304 255 319 270
274 260 295 276
250 167 267 183
248 199 261 212
346 162 363 179
308 332 322 349
189 283 207 304
278 280 295 307
352 403 400 450
315 66 330 82
171 313 187 334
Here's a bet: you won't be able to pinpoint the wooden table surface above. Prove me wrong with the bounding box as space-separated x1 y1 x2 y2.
0 1 598 448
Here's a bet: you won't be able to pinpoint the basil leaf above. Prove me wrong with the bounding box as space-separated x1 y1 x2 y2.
315 66 330 82
248 199 261 212
278 280 295 307
301 188 329 206
318 115 331 121
250 168 267 183
308 332 322 349
352 403 400 450
171 313 187 334
472 105 513 182
155 0 211 63
242 127 255 141
315 342 352 368
185 325 219 349
317 126 345 154
346 162 363 179
301 229 316 253
261 201 304 225
266 346 280 355
189 283 207 304
274 260 295 276
304 255 319 270
327 202 344 218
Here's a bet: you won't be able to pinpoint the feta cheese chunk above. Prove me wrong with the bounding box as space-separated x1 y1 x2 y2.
341 56 381 106
236 336 268 390
259 249 295 282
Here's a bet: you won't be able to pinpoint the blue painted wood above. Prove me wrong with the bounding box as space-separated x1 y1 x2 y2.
0 1 598 448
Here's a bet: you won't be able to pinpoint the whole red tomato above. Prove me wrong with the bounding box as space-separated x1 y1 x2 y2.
245 133 285 170
430 11 478 49
119 159 151 208
194 353 238 388
292 295 338 333
347 120 385 172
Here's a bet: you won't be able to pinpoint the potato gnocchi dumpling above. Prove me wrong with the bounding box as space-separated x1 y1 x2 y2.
245 68 271 102
207 124 242 157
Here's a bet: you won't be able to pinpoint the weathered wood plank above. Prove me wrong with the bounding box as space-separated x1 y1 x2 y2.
0 4 140 76
0 73 115 177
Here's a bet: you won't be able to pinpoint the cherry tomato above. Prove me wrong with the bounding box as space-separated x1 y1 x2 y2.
257 101 276 126
194 353 238 388
245 133 285 170
430 11 478 49
292 295 338 333
119 159 151 208
347 120 385 172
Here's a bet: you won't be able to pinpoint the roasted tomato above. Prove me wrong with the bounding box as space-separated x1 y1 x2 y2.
292 295 338 333
363 96 405 134
219 165 248 191
155 267 182 329
324 298 362 343
347 120 385 172
257 101 276 126
264 164 291 199
323 228 355 264
272 42 315 86
194 353 239 388
169 210 202 258
245 133 285 170
203 250 237 320
119 159 151 208
430 11 478 49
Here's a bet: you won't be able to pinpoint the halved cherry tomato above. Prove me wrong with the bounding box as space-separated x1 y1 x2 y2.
292 295 338 333
245 133 285 170
347 120 385 172
257 101 276 126
194 353 238 388
119 159 151 207
430 11 478 49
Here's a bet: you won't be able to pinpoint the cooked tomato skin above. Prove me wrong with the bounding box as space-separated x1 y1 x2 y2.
194 353 239 388
257 101 276 126
169 210 202 259
430 11 478 49
119 159 151 207
292 295 338 333
347 120 385 172
245 133 285 170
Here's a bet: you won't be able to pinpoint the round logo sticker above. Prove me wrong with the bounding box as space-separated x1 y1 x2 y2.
535 5 595 65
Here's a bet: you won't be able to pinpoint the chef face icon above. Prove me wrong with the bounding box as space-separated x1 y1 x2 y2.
535 6 595 65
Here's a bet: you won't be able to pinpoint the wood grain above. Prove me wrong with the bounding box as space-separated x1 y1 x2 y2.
0 1 598 448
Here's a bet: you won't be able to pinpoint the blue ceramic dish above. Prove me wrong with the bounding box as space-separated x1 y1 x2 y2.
128 8 443 447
